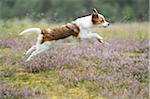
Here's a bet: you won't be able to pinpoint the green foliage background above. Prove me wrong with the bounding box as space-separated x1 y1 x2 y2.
0 0 149 22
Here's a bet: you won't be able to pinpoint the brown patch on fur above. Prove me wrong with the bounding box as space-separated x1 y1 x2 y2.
41 23 80 43
92 14 105 24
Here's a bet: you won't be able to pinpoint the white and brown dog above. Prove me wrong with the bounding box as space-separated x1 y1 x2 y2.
20 8 109 62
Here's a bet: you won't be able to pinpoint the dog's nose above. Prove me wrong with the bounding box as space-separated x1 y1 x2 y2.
108 23 110 26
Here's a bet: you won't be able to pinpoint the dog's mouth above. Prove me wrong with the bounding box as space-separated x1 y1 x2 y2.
103 25 109 28
103 26 107 28
97 25 107 28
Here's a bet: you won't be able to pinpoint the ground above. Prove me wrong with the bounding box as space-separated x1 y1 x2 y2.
0 20 149 99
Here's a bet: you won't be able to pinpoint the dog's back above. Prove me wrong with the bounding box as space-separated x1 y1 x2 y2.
41 23 80 43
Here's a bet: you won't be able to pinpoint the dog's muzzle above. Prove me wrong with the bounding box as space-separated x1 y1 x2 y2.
103 21 110 28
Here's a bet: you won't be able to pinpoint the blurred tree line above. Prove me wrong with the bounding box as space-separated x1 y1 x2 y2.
0 0 149 22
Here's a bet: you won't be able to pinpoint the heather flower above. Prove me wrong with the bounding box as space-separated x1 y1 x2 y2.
0 87 38 98
16 38 149 98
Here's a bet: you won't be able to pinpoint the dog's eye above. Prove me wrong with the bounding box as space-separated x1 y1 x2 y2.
101 20 104 22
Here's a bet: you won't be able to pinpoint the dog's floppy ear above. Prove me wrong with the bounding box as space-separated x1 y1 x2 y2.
92 8 98 18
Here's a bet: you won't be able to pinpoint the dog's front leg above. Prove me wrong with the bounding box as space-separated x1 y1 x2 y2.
89 33 103 43
79 32 103 43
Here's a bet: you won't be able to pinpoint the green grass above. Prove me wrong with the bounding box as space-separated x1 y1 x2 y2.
96 22 149 39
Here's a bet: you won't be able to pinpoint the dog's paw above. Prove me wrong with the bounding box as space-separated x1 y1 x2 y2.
23 52 26 55
25 58 31 62
97 39 103 43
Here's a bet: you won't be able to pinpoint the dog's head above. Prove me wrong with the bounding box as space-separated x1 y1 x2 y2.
91 8 109 28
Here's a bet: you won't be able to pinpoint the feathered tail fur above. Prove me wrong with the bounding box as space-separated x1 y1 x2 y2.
19 28 41 36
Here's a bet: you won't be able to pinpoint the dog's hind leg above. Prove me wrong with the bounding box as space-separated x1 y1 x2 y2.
25 42 51 62
25 45 36 55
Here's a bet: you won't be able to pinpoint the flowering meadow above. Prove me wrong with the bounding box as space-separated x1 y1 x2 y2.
0 20 149 99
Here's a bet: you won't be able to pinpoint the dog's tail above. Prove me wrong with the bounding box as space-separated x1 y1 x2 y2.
19 28 41 36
